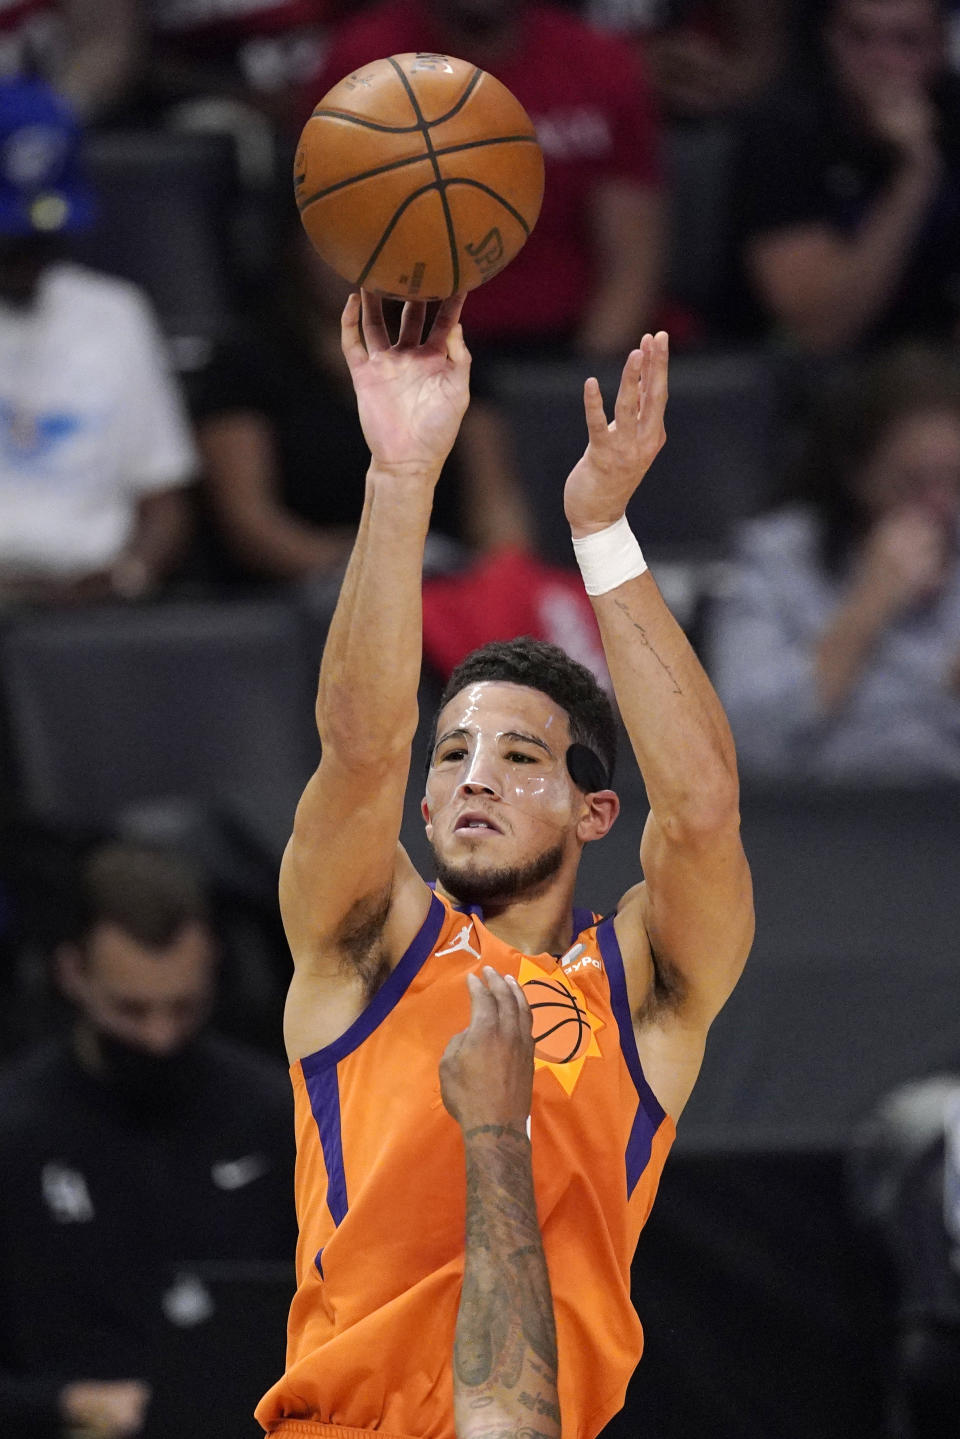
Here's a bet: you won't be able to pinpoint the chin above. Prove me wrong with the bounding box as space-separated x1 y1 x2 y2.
432 837 565 905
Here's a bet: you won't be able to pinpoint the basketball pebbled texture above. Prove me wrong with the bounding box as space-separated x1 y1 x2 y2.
295 52 545 301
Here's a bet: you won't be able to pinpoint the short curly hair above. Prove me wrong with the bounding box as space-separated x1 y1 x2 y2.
428 637 617 785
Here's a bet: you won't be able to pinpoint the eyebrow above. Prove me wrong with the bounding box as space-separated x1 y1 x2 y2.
433 727 554 757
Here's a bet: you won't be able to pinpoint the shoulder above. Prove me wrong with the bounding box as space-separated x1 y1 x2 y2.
0 1039 67 1136
46 262 156 325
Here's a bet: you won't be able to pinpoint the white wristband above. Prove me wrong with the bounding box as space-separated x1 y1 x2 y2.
571 516 647 596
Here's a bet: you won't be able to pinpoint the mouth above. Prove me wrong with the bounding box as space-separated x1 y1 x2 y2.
454 811 503 835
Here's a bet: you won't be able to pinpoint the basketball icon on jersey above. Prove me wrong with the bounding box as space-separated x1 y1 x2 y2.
524 975 593 1064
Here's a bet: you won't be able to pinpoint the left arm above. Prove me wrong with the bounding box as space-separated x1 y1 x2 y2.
565 338 754 1119
576 182 666 357
60 0 143 121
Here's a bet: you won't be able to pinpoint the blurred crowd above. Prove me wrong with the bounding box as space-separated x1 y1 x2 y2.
0 1 959 1437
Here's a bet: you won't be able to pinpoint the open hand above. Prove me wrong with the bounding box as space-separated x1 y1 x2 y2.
563 331 669 537
440 967 534 1134
341 290 470 477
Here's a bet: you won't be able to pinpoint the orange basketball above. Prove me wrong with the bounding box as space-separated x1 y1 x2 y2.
523 977 592 1065
294 52 545 301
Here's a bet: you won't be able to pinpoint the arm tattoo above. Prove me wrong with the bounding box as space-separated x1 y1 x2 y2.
613 597 683 694
453 1131 560 1439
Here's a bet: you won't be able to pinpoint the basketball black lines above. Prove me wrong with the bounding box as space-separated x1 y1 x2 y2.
525 977 590 1065
300 61 539 293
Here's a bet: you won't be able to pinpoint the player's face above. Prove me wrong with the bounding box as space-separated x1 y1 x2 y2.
422 681 585 899
856 407 960 523
827 0 943 97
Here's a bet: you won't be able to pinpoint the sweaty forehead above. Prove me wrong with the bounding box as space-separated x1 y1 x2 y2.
435 681 572 746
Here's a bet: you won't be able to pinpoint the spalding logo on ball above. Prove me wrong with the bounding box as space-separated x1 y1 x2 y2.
295 51 545 301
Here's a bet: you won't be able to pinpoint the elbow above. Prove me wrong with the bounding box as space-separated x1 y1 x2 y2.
317 684 418 770
659 769 741 847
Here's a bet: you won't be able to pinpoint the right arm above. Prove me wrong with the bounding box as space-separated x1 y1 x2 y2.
441 970 560 1439
282 292 470 1061
748 96 941 352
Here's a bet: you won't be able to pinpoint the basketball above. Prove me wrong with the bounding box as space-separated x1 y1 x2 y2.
523 976 592 1066
294 52 545 301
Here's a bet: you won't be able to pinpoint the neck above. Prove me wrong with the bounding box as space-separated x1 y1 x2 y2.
436 876 580 957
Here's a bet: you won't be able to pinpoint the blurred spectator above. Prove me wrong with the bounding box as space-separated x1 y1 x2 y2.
304 0 666 359
0 78 196 607
849 1070 960 1437
0 840 296 1435
708 346 960 782
0 0 141 125
588 0 786 119
736 0 960 351
191 221 516 594
143 0 340 141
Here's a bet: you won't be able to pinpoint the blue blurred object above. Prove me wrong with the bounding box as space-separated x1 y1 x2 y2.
0 77 94 235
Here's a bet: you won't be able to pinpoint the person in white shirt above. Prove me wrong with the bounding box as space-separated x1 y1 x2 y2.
0 76 196 606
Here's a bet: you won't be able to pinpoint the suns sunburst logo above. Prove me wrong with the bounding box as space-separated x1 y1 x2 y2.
518 957 604 1096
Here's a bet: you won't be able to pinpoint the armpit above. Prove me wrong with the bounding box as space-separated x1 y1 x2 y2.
336 887 392 999
634 943 689 1025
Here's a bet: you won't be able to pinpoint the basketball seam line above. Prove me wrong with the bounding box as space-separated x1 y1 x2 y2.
385 55 464 292
311 64 485 133
296 134 540 212
352 172 534 288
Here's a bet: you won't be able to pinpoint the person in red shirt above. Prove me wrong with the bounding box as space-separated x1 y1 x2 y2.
304 0 666 357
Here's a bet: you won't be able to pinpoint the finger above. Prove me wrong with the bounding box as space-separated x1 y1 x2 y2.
614 346 645 431
445 322 471 369
505 973 533 1034
360 289 390 353
583 375 609 444
340 292 367 372
638 331 669 435
396 298 428 349
466 969 497 1027
425 291 467 352
482 965 520 1035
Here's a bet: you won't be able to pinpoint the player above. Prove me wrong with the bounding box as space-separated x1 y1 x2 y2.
255 291 755 1439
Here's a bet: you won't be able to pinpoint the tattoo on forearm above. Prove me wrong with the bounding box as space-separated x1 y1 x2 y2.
454 1133 560 1439
613 598 683 694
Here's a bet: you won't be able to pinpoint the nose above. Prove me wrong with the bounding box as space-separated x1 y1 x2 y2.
458 777 498 796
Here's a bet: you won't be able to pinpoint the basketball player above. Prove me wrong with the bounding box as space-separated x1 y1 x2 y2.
255 290 754 1439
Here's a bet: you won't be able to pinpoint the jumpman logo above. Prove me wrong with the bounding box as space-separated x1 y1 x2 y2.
436 925 481 960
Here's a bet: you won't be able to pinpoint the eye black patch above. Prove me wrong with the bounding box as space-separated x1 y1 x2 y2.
565 743 610 793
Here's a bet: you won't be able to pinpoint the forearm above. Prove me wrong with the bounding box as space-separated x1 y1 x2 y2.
316 464 435 761
577 187 666 356
814 588 892 711
454 1127 559 1439
592 569 739 825
218 502 356 580
61 0 142 119
770 153 940 350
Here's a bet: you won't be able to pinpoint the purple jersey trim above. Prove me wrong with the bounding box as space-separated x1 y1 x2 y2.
596 914 668 1196
299 891 446 1072
302 1064 348 1227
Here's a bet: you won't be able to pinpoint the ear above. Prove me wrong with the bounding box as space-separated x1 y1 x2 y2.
575 789 620 844
55 942 88 1004
421 793 434 840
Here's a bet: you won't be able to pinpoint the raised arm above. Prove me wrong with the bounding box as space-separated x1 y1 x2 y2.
282 292 470 1059
564 337 754 1119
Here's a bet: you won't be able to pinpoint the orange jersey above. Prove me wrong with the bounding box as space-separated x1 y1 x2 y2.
257 891 676 1439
